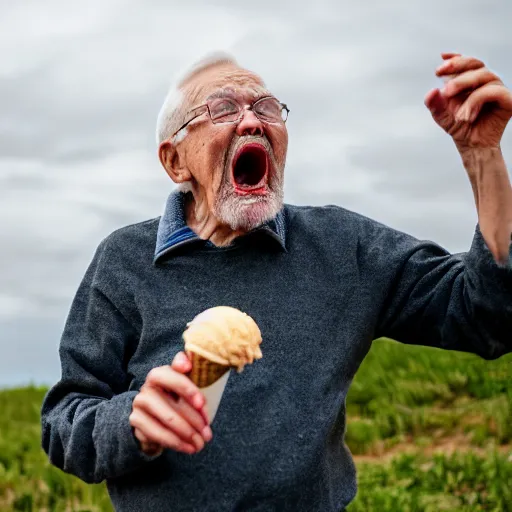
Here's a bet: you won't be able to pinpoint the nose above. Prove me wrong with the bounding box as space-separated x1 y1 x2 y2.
235 108 264 137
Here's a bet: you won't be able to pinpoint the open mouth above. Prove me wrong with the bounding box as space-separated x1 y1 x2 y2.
231 144 269 195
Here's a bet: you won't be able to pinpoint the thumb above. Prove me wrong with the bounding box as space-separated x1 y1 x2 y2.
424 88 448 118
171 351 192 374
424 88 455 130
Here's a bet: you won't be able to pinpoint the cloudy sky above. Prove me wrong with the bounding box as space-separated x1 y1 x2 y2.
1 0 511 387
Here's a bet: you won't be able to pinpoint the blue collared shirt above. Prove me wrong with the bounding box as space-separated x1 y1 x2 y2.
154 190 287 262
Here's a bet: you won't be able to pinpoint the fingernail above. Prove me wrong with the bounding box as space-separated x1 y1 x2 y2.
470 109 478 122
192 433 204 450
202 426 213 442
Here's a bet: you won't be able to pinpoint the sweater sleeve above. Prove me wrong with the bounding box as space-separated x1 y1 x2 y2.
41 241 160 484
375 224 512 359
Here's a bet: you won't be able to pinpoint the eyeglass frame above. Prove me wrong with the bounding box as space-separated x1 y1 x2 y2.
170 95 290 140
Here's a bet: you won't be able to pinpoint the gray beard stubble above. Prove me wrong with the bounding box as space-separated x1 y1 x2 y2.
214 136 284 231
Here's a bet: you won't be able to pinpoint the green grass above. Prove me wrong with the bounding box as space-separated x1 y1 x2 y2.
0 387 112 512
349 451 512 512
1 338 511 511
345 338 512 455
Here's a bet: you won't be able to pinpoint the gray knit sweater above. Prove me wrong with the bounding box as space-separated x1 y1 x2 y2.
41 197 512 512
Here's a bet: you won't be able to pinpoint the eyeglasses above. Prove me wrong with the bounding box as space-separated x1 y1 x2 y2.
171 95 290 140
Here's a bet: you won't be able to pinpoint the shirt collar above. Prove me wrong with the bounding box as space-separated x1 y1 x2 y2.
154 190 287 262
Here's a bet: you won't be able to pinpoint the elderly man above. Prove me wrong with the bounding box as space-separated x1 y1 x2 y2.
41 52 512 511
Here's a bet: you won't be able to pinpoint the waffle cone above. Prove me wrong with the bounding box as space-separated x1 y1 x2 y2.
187 351 230 388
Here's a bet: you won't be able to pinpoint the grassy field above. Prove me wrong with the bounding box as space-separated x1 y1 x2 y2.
345 339 512 512
1 338 511 511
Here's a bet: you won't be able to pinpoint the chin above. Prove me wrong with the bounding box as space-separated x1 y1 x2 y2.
215 189 283 231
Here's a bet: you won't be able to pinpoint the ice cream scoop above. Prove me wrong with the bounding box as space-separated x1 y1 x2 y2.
183 306 263 422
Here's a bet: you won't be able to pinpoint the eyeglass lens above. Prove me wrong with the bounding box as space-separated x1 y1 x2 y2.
209 98 287 124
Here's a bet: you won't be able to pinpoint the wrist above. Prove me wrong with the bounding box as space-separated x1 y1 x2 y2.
457 145 504 173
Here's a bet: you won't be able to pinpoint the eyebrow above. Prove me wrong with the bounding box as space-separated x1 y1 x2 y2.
205 86 273 103
206 88 238 101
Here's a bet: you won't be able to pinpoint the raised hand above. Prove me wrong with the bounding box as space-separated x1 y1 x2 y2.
424 52 512 154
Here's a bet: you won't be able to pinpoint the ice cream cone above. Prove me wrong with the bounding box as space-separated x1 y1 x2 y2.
182 306 263 422
186 351 230 388
186 351 232 423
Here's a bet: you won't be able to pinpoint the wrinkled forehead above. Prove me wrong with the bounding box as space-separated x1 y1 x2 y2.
182 64 271 108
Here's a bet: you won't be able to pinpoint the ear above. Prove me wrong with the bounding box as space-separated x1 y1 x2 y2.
158 140 192 185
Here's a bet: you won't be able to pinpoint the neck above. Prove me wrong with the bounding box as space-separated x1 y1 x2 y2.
184 192 247 247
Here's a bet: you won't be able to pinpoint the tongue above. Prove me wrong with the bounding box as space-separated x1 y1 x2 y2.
235 164 259 186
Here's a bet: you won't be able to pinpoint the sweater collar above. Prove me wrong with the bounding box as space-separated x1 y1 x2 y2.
154 190 287 262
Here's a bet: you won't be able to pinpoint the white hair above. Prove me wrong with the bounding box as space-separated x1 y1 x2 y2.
155 52 239 146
